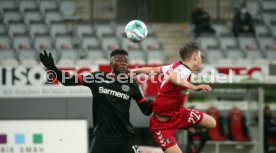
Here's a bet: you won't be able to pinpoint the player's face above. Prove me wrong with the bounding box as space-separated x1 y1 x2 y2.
111 54 129 74
194 51 202 71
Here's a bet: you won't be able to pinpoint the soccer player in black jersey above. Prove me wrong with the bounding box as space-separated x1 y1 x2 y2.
39 49 153 153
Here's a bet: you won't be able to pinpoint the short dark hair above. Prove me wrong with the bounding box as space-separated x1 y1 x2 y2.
110 49 128 58
179 43 200 60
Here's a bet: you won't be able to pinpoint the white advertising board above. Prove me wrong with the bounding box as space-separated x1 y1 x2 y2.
0 120 88 153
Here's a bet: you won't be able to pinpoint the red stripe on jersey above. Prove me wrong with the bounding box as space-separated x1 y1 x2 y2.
171 62 181 69
160 67 163 73
78 75 84 85
138 97 146 104
187 74 192 82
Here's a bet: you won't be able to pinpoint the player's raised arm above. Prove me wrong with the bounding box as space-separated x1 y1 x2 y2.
169 71 211 91
39 50 87 86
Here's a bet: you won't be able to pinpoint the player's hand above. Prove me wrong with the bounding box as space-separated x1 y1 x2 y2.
39 50 56 70
194 84 212 91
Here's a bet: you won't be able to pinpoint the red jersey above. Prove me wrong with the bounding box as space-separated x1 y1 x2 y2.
153 61 192 117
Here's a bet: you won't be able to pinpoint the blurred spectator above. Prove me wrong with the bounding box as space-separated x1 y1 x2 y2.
187 127 208 153
264 105 276 153
232 3 256 37
192 2 216 38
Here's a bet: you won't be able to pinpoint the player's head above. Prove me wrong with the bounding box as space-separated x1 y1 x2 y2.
264 105 272 118
110 49 129 74
179 43 202 71
196 2 204 10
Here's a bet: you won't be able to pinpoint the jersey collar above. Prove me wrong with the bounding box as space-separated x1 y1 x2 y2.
179 61 192 71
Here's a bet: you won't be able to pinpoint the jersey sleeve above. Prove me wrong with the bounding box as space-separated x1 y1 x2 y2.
132 81 146 102
160 64 171 74
173 67 192 81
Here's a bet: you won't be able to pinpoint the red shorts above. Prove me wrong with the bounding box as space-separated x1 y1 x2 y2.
150 108 203 150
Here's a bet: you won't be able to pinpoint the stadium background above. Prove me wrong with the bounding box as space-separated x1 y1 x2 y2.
0 0 276 153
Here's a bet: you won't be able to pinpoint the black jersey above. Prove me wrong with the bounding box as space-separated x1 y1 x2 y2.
79 71 145 137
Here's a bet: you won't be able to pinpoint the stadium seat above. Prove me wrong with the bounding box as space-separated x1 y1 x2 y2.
121 39 140 50
86 49 106 61
205 49 225 64
75 22 95 39
217 58 235 65
261 0 276 11
244 49 264 61
40 0 59 14
50 21 70 38
236 58 252 65
19 0 38 13
255 23 271 36
258 36 276 50
94 59 110 65
57 59 75 67
147 50 166 65
141 37 160 51
225 49 245 60
60 0 77 17
3 10 22 25
21 59 39 66
34 34 53 50
197 35 219 50
45 10 62 25
128 51 146 65
266 50 276 62
0 49 16 64
263 11 276 25
238 36 258 50
207 106 227 141
115 24 125 38
2 59 19 66
81 35 101 50
219 36 238 50
147 24 156 36
55 34 74 50
13 34 32 50
59 48 79 62
247 0 261 17
24 9 43 25
271 26 276 38
8 22 28 37
212 22 231 36
29 22 49 39
254 58 269 65
0 23 6 34
76 59 92 66
0 34 11 49
95 24 115 38
18 48 37 63
0 0 17 13
101 36 120 52
227 107 250 141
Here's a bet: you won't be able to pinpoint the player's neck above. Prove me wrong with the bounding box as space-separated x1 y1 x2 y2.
181 61 194 72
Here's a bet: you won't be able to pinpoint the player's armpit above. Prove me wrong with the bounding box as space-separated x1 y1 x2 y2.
168 71 196 90
137 98 153 116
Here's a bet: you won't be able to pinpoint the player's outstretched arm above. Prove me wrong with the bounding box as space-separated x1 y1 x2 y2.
39 50 83 86
130 67 161 75
169 71 211 91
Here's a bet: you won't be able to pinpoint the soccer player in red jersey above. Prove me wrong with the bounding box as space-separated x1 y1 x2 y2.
131 43 216 153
